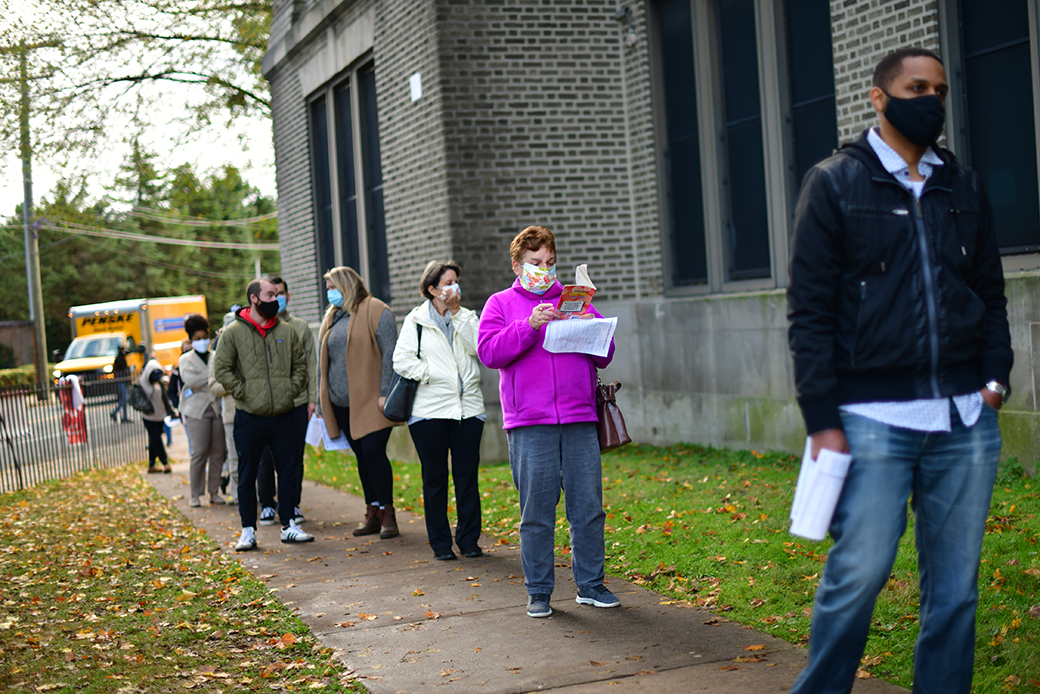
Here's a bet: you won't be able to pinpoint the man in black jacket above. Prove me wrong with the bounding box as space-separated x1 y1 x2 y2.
787 47 1013 694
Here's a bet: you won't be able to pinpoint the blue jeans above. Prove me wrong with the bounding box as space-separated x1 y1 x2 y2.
507 423 605 595
791 404 1001 694
111 382 128 420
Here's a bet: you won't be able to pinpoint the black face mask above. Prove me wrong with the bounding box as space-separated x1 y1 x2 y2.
882 91 945 147
255 298 280 320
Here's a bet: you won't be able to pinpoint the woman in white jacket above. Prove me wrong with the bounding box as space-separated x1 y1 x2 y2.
393 260 486 561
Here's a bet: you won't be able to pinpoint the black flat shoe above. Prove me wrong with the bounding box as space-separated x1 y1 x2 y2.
460 547 484 558
434 551 457 561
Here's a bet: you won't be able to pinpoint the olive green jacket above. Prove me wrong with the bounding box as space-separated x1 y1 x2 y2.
212 308 307 417
281 310 318 408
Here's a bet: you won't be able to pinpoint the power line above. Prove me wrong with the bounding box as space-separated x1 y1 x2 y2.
0 219 281 250
129 206 278 227
76 234 258 279
0 234 77 262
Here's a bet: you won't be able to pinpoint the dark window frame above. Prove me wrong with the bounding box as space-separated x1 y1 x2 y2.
940 0 1040 261
306 55 392 303
648 0 838 295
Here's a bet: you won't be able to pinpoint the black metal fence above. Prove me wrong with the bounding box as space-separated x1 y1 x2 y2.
0 374 146 494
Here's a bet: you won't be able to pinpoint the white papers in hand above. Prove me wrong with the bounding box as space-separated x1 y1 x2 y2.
304 414 322 447
789 438 853 541
543 316 617 357
310 416 350 450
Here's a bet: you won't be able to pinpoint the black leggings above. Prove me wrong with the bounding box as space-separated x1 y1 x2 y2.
143 419 168 466
330 404 394 507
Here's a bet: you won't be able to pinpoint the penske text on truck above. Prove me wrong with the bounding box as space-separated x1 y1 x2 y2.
52 296 208 389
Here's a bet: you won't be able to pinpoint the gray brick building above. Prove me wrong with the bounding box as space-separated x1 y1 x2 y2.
263 0 1040 469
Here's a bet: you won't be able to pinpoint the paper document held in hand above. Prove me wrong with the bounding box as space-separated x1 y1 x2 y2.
789 438 852 541
556 264 597 316
543 316 617 357
304 414 322 447
306 415 351 451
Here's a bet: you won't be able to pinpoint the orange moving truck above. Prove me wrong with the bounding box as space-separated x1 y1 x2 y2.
53 296 207 390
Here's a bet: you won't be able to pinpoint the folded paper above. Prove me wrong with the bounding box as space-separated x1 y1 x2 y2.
789 438 853 541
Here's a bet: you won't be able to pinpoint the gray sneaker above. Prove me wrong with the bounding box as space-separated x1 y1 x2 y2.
575 584 620 608
526 593 552 618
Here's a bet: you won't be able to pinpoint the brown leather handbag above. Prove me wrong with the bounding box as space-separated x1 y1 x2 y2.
596 378 632 452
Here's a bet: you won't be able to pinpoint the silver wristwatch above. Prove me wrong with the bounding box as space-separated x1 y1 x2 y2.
984 380 1010 405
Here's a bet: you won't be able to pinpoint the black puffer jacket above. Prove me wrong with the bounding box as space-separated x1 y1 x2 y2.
787 131 1013 435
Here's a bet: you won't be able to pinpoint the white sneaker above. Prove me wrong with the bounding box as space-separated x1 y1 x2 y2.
189 497 201 508
280 520 314 544
235 527 256 552
292 507 306 524
259 506 277 525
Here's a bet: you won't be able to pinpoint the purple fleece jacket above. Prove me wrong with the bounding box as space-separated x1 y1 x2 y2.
478 278 615 431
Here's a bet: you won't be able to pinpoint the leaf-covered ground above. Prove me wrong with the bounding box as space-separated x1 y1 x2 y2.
0 465 366 693
307 442 1040 693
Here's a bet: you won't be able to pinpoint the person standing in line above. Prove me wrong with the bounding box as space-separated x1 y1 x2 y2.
109 346 131 423
393 260 486 561
786 47 1012 694
209 312 239 505
167 340 192 448
318 266 400 540
256 277 318 527
139 355 172 474
214 279 312 551
477 226 617 619
179 313 226 508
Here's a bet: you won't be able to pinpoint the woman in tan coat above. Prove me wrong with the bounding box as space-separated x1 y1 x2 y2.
319 267 400 538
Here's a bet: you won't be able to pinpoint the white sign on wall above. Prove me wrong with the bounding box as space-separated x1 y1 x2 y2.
409 72 423 102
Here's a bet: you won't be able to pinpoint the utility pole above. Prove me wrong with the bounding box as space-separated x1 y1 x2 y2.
21 42 50 398
1 39 59 398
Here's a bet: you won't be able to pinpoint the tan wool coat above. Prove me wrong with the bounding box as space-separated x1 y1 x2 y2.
319 296 398 440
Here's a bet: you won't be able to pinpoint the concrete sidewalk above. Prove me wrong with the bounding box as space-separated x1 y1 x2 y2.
149 431 906 694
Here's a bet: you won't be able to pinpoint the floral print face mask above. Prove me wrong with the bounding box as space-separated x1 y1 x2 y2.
519 263 556 295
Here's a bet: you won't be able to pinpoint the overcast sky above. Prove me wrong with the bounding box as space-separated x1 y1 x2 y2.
0 114 277 219
0 0 277 220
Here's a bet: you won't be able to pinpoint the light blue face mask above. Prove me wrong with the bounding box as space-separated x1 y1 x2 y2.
276 295 287 314
327 288 345 307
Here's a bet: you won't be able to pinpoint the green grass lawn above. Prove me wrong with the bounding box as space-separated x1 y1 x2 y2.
0 465 366 694
306 442 1040 693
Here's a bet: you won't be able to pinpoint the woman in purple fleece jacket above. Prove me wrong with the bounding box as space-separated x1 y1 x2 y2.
477 226 618 619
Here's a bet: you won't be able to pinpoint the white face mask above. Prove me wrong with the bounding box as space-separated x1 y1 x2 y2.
440 283 460 298
192 339 211 353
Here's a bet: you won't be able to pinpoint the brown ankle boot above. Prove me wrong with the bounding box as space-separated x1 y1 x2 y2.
352 505 381 537
379 506 399 539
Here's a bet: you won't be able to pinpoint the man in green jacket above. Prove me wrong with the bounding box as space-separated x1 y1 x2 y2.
255 277 318 527
213 278 313 551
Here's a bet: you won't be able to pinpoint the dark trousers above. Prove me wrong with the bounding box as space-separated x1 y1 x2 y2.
234 409 298 529
409 417 484 553
143 419 168 466
258 404 309 510
329 403 394 507
112 382 129 420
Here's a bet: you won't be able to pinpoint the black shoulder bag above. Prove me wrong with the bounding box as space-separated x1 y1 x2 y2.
382 324 423 423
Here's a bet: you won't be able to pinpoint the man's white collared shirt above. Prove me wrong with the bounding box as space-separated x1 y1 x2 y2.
838 128 983 432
